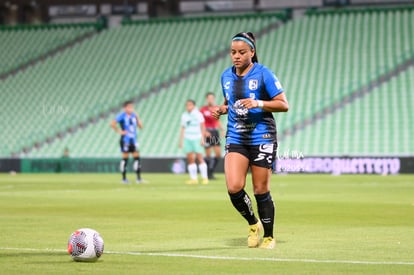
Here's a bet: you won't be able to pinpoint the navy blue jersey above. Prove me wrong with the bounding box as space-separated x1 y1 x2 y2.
116 112 139 145
221 63 284 145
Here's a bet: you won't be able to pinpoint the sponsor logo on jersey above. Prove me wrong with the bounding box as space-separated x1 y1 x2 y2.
262 133 272 139
224 81 231 90
234 122 257 132
233 100 248 116
249 79 258 90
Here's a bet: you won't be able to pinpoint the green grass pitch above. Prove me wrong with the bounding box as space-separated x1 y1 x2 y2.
0 173 413 274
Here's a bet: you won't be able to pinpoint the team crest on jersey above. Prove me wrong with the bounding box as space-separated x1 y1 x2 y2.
249 79 258 90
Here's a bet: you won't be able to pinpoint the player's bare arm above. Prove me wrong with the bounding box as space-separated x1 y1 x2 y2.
239 92 289 112
217 120 225 137
135 113 143 129
110 120 127 135
212 99 228 119
200 122 206 146
179 126 184 148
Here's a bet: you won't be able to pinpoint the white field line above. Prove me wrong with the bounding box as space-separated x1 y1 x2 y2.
1 247 414 266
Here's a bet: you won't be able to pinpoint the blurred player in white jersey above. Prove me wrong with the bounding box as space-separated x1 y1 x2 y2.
179 99 209 184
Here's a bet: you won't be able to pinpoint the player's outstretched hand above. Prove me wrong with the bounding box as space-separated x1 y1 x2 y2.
239 98 258 109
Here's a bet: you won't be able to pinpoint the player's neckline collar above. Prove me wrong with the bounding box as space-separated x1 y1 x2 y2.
233 63 256 78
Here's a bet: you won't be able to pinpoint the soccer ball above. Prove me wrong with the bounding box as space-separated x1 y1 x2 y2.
67 228 104 262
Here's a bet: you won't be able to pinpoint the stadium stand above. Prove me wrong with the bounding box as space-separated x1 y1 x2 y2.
2 7 413 158
1 14 283 157
261 7 414 133
262 7 414 156
283 66 414 156
0 23 98 77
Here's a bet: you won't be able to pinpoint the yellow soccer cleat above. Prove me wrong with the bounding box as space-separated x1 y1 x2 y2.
259 237 276 249
247 221 262 248
186 179 198 185
202 179 209 185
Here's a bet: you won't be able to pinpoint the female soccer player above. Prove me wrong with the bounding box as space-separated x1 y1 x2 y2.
111 101 144 184
212 32 289 249
179 99 209 184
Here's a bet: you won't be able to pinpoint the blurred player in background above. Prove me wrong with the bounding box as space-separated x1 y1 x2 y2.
111 100 144 184
200 92 224 180
179 99 209 184
212 32 289 249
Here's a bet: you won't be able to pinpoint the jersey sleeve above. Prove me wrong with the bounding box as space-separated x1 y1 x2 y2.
263 69 284 98
197 111 205 123
115 113 123 122
181 114 186 127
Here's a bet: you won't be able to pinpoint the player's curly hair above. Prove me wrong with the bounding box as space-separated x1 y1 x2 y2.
232 32 258 63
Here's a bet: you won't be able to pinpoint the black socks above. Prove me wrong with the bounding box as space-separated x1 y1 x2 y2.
229 190 275 238
255 192 275 238
206 157 220 179
229 189 258 225
121 157 142 181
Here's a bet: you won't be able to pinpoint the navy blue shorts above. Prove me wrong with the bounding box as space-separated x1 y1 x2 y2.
120 140 138 153
225 142 277 169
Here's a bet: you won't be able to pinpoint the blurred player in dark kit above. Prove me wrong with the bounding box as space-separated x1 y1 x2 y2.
200 92 224 179
111 101 145 184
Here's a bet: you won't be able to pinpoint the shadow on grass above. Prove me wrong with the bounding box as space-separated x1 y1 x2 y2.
0 252 108 265
141 237 286 254
142 238 247 254
226 238 286 247
0 251 66 258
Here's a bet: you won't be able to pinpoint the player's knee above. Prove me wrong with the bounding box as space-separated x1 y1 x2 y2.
253 184 270 195
196 155 204 163
226 181 245 194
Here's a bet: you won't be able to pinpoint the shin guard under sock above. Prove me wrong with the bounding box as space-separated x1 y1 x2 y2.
229 189 258 225
255 192 275 238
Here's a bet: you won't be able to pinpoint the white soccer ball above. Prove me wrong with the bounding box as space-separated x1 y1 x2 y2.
67 228 104 262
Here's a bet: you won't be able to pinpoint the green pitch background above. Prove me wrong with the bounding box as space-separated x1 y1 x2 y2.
0 173 413 274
